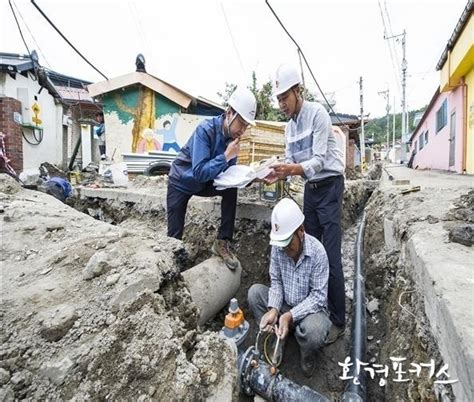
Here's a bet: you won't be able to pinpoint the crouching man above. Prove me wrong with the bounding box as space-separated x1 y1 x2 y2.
248 198 331 377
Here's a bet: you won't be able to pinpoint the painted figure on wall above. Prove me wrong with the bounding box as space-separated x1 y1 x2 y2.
137 128 162 153
114 86 155 152
157 116 180 153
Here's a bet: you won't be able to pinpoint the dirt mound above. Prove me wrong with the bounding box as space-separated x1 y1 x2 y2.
0 176 236 400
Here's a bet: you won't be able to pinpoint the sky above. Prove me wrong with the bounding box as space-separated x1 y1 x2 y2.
1 0 469 118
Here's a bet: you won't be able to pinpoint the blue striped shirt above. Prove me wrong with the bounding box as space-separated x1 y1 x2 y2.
267 233 329 323
285 101 344 181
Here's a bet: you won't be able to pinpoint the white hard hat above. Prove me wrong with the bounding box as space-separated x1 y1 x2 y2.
228 87 257 126
274 64 301 96
269 198 305 247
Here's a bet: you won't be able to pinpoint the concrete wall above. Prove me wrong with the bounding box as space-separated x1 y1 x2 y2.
0 72 65 170
103 85 207 161
410 87 464 172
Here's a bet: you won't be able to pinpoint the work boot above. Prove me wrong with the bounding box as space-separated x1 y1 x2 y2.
211 239 239 270
300 349 315 378
325 324 345 345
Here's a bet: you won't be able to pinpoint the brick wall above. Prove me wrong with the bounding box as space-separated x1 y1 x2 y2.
0 96 23 173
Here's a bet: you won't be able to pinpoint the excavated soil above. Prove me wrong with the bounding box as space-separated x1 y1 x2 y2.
0 175 236 401
3 162 452 401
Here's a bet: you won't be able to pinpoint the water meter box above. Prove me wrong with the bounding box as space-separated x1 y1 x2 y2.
260 181 283 201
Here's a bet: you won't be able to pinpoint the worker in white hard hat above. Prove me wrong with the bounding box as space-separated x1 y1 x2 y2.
167 87 257 270
267 63 346 344
248 198 331 377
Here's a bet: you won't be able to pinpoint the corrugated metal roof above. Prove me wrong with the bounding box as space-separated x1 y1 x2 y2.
55 86 94 103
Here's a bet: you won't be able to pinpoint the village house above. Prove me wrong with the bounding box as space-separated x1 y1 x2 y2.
0 51 99 174
408 2 473 173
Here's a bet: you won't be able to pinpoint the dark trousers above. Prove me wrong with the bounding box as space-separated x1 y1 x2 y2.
167 181 237 241
304 175 345 327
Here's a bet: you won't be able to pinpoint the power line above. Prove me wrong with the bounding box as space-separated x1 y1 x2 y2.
30 0 108 80
220 2 246 79
11 0 51 68
378 0 401 94
9 0 33 59
384 1 401 75
265 0 360 132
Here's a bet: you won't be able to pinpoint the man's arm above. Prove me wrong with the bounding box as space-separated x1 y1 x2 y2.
267 247 284 312
289 247 329 322
299 107 332 179
191 125 228 183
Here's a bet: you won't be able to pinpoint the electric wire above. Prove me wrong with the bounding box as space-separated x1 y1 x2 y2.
378 0 401 94
384 0 401 79
264 0 360 133
220 2 247 79
9 0 34 63
30 0 108 80
11 0 51 68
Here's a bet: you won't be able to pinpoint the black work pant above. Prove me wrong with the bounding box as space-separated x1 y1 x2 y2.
167 181 237 241
303 175 345 327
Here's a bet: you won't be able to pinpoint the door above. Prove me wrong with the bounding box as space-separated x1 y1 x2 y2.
449 111 455 167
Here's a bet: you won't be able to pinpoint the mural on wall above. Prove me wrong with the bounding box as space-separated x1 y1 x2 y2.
137 128 162 153
157 116 180 153
103 87 209 159
104 86 180 153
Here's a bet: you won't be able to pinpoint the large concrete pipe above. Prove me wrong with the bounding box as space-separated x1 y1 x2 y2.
182 257 242 326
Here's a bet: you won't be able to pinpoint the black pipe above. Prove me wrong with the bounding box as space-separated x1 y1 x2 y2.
248 359 329 402
341 212 368 402
238 346 329 402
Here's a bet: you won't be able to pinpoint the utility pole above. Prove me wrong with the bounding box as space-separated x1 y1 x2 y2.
385 30 408 161
359 76 365 171
298 49 306 99
401 30 408 161
393 96 396 150
378 88 390 160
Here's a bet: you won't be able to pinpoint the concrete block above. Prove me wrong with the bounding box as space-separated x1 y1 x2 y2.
407 228 474 401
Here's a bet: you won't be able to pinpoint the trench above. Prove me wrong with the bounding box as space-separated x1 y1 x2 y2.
69 170 453 401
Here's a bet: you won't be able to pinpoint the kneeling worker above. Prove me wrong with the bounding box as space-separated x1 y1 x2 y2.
248 198 331 377
167 87 257 270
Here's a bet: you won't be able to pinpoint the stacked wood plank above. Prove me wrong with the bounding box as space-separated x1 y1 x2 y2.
237 121 286 165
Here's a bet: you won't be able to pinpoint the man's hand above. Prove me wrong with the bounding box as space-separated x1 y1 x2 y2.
224 138 240 161
259 308 278 332
263 171 279 184
270 163 304 179
276 312 293 340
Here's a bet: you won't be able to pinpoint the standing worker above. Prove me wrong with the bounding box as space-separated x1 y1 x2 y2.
167 87 257 270
268 64 346 343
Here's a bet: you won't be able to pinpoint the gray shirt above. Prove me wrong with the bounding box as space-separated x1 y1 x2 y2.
285 101 344 181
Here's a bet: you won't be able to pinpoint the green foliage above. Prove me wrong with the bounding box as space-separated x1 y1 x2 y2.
217 71 286 122
365 105 428 144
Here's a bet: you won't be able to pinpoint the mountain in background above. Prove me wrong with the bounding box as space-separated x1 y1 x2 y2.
364 105 428 144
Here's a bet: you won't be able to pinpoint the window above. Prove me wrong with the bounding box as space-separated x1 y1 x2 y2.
424 131 429 144
419 133 424 150
436 100 447 132
414 140 418 152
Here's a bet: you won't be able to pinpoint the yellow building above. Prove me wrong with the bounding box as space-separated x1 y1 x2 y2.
437 2 474 173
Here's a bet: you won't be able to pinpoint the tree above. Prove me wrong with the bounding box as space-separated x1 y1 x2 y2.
217 72 286 122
